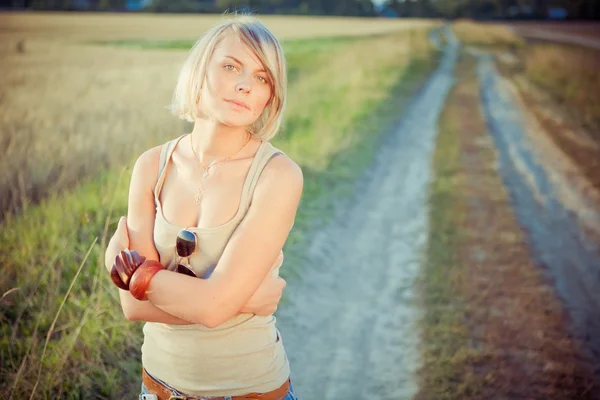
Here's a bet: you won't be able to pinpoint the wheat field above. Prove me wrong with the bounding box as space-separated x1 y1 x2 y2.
0 12 434 215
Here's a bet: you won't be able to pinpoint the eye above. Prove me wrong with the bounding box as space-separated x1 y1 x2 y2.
256 76 268 84
224 64 237 71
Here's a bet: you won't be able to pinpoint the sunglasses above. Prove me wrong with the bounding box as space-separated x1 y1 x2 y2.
175 229 198 278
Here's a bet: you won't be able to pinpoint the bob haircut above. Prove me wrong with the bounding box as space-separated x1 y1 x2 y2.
168 14 287 142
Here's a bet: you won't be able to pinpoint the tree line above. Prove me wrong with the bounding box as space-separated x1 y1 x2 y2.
7 0 600 19
386 0 600 20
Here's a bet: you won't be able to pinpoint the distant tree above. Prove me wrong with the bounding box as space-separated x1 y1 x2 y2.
96 0 127 10
385 0 599 19
146 0 207 12
423 0 469 18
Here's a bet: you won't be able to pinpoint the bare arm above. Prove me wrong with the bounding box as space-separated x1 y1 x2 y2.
145 154 304 328
116 146 194 324
107 147 287 323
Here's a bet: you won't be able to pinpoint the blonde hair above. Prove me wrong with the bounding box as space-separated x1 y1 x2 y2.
168 13 287 142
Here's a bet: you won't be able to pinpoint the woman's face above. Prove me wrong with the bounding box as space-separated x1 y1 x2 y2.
199 33 273 129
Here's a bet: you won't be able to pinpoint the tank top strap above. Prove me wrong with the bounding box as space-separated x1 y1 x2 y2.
153 134 186 207
243 141 285 207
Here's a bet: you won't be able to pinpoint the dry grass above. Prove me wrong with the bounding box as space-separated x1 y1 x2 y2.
506 70 600 216
523 43 600 132
500 41 600 207
452 19 524 49
0 12 436 217
0 40 185 215
418 55 597 400
452 20 600 206
504 21 600 41
0 11 434 43
452 20 600 134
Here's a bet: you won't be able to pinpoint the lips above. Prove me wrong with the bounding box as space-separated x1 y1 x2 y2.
225 99 250 110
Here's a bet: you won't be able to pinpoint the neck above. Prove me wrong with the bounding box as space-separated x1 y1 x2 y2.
189 118 252 163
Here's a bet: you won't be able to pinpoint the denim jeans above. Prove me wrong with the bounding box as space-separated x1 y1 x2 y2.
139 375 299 400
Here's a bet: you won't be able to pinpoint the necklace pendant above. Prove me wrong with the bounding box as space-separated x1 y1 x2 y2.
203 169 210 178
194 188 203 205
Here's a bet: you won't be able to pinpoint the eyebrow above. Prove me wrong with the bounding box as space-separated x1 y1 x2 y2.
224 55 267 74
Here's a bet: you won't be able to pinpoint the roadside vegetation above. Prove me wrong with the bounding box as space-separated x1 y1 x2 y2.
453 20 600 196
511 43 600 194
452 19 524 49
418 54 597 399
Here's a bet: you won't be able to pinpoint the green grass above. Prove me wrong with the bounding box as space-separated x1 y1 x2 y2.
90 34 360 51
1 29 439 399
90 34 386 86
415 57 480 400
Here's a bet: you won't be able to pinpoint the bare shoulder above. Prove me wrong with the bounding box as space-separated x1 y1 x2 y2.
131 145 162 190
250 151 304 216
134 145 162 173
258 152 304 194
244 151 303 237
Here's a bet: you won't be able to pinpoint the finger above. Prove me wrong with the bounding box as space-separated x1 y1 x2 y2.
271 253 284 270
130 249 145 267
113 216 126 236
117 216 127 230
122 249 133 266
117 216 130 246
121 250 137 278
115 254 129 285
110 265 129 290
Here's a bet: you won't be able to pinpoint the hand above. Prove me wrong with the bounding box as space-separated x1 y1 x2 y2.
110 248 147 290
241 251 287 316
105 216 130 273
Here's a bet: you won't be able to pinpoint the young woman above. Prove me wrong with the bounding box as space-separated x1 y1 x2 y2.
104 14 303 400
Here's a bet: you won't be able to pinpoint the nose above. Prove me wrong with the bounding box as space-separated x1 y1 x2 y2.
236 83 250 94
236 77 251 94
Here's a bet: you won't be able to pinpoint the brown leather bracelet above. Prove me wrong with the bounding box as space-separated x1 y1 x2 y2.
129 260 164 301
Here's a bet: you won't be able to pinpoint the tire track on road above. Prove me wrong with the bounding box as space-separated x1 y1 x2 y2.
476 51 600 377
276 27 458 400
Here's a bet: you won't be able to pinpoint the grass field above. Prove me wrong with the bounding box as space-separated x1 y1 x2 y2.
452 19 524 49
0 11 433 43
0 12 435 217
0 12 439 399
505 21 600 41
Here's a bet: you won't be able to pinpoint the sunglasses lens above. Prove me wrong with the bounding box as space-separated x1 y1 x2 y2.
176 264 197 277
176 229 196 258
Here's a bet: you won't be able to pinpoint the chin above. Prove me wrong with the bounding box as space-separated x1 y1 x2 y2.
218 113 256 128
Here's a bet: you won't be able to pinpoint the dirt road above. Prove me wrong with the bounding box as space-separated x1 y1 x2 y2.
276 25 600 398
275 28 458 400
476 50 600 377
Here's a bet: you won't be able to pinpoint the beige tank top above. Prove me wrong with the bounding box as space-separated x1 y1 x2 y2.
141 134 291 396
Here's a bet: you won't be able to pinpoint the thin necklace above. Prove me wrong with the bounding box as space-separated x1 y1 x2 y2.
190 132 252 205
